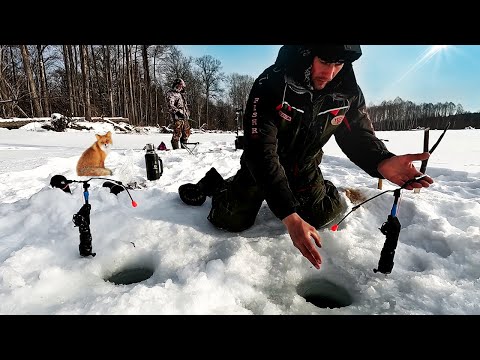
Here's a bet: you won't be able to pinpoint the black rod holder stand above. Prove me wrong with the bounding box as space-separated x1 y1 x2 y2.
72 182 96 257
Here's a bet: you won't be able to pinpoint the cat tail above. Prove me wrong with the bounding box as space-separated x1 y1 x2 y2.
77 167 112 176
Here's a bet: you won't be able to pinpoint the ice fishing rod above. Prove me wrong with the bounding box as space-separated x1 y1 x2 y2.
330 122 450 274
50 175 138 257
50 175 138 208
330 175 427 232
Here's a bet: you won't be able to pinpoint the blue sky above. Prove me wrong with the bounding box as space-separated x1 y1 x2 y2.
179 45 480 113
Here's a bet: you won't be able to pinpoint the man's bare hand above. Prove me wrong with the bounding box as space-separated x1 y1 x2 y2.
378 152 434 190
282 213 322 269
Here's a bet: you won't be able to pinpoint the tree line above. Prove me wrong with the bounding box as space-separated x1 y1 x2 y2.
1 45 478 131
368 97 480 130
0 45 255 131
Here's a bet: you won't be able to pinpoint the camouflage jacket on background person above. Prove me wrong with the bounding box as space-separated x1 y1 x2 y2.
166 89 189 122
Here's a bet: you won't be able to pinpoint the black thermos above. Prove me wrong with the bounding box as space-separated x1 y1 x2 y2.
145 144 163 180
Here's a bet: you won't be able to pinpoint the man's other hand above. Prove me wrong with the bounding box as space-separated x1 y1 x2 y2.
282 213 322 269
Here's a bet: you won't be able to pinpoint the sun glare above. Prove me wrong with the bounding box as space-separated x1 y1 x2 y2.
429 45 449 55
395 45 450 84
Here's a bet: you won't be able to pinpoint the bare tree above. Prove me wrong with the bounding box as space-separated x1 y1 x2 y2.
62 45 74 116
182 69 204 129
9 46 18 86
20 45 42 117
73 45 83 115
125 45 136 125
142 45 151 125
150 45 170 126
80 45 92 121
36 45 50 116
195 55 224 129
67 45 80 116
0 46 29 118
162 46 193 85
119 46 127 118
0 46 12 117
102 45 115 116
90 45 103 114
133 45 141 125
227 73 254 111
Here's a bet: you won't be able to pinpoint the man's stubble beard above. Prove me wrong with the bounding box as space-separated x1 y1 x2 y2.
312 77 329 90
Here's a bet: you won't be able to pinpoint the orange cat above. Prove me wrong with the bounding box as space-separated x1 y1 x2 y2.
76 131 113 176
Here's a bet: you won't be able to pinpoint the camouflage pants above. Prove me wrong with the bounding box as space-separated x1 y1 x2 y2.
207 167 345 232
171 119 191 143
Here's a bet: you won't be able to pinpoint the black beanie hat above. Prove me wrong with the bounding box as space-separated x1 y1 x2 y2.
310 45 362 63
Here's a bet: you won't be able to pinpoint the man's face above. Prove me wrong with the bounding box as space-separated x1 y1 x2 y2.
310 56 344 90
176 80 186 91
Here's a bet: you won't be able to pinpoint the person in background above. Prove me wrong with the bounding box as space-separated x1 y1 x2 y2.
166 78 191 149
178 45 433 269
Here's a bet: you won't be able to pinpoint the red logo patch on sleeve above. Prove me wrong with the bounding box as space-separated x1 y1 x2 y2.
331 115 344 126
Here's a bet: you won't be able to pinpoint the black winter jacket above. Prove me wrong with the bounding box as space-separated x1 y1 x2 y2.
240 45 395 221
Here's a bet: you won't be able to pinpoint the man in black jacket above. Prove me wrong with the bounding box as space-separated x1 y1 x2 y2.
178 45 433 269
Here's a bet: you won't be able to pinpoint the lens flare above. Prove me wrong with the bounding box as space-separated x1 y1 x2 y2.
394 45 450 84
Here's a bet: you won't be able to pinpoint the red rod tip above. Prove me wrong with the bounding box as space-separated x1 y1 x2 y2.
132 201 138 207
330 224 338 232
